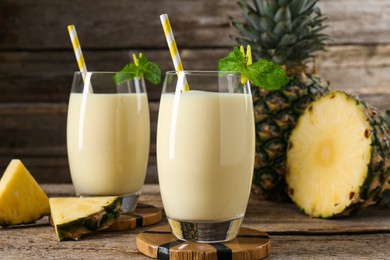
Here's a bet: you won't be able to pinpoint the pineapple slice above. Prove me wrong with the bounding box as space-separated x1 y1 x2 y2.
0 159 50 226
50 196 122 241
286 91 390 218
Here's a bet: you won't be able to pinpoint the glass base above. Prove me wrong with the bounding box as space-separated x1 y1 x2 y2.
119 193 140 213
78 192 140 214
167 217 243 243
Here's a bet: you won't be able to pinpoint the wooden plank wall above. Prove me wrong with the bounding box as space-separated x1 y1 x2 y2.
0 0 389 183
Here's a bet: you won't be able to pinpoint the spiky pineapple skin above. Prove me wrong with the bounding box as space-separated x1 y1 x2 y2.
380 110 390 207
50 197 122 241
232 0 330 200
345 98 390 215
286 91 390 218
252 75 329 200
384 110 390 126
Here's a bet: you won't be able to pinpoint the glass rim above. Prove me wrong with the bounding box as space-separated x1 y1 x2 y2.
165 70 241 76
73 71 136 75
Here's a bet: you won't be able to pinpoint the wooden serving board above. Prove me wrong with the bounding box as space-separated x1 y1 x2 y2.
106 203 162 231
136 225 270 259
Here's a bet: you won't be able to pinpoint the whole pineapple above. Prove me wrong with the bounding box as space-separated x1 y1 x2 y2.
232 0 330 200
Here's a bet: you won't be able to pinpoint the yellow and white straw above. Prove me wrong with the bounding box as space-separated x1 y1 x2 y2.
160 14 189 91
67 24 93 93
67 25 88 74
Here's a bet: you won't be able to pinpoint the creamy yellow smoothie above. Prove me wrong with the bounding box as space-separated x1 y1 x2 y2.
157 90 255 221
67 93 150 196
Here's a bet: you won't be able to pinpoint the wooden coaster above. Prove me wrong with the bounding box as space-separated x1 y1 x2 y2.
136 225 270 259
49 203 162 231
106 203 162 231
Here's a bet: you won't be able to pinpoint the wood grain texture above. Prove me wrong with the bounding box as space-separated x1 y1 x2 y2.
41 184 390 234
270 234 390 259
1 45 389 102
136 225 271 260
1 230 388 259
106 204 162 232
0 0 389 184
2 92 390 184
0 184 388 259
0 101 158 183
0 0 389 50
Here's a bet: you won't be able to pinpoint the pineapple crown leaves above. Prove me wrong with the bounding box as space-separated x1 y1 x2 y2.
218 45 289 90
231 0 330 70
113 53 161 85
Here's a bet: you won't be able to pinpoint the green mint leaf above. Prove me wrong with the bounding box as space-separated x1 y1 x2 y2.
245 59 289 90
218 47 289 90
137 55 161 85
133 55 161 85
113 64 137 84
135 55 148 72
144 62 161 85
218 47 246 72
113 54 161 85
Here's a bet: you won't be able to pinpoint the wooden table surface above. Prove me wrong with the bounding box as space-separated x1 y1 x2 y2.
1 184 389 259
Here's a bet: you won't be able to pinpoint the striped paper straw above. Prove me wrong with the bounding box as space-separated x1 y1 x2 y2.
67 25 88 74
67 24 93 92
160 14 189 91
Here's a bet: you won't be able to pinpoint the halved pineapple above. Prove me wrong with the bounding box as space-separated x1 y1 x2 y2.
0 159 50 226
50 196 122 241
286 91 390 218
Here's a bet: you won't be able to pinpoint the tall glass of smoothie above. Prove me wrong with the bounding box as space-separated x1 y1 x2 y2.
67 72 150 212
157 71 255 243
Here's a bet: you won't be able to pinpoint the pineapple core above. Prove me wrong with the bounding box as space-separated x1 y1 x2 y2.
0 159 50 225
287 93 372 217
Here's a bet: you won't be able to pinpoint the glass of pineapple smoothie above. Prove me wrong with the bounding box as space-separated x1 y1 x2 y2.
67 72 150 213
157 71 255 243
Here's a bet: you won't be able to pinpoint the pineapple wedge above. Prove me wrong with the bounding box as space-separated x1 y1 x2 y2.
286 91 390 218
0 159 50 226
49 196 122 241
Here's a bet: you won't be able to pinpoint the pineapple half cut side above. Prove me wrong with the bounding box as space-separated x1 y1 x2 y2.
286 91 390 218
50 197 122 241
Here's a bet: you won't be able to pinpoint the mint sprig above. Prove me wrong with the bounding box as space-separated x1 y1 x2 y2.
218 47 288 90
113 53 161 85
